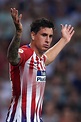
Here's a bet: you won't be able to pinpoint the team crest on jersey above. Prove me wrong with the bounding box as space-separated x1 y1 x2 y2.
18 49 24 53
36 70 46 82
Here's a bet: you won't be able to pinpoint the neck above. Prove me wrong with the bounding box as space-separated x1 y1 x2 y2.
30 42 43 58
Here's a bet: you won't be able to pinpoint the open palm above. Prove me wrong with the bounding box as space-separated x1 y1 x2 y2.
11 8 22 33
61 24 75 43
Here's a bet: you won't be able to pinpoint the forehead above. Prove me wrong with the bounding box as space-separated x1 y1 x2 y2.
38 27 53 34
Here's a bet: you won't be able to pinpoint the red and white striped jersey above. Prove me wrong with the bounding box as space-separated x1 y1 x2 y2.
6 45 47 122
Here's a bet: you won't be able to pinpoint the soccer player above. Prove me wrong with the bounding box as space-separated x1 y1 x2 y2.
6 8 75 122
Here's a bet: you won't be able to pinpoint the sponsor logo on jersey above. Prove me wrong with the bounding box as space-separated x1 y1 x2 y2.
36 76 46 82
36 70 46 82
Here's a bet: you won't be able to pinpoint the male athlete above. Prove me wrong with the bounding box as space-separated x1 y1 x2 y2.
6 8 74 122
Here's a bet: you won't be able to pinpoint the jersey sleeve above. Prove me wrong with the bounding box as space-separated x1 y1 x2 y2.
18 45 33 66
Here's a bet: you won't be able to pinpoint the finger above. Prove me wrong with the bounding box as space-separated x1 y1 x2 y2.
65 24 68 28
67 25 71 31
11 8 16 17
19 14 22 21
13 8 16 11
11 8 14 16
12 8 16 14
70 30 75 37
11 8 17 16
11 9 15 19
69 27 74 34
18 14 22 23
11 8 19 22
60 24 64 29
13 8 18 16
11 8 13 13
15 9 18 17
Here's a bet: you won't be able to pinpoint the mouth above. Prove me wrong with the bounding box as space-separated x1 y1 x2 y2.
43 44 49 48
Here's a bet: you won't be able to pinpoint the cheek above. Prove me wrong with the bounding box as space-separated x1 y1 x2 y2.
36 40 42 47
36 37 44 44
50 39 52 44
35 36 42 42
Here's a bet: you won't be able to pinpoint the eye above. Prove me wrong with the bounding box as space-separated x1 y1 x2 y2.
49 35 53 38
41 33 47 37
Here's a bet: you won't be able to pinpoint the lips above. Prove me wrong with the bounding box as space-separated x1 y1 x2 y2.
43 44 49 48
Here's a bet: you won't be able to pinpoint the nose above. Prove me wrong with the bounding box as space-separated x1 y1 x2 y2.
45 36 50 43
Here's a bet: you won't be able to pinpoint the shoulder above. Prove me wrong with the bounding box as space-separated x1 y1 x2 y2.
18 45 34 64
19 45 34 55
19 45 33 51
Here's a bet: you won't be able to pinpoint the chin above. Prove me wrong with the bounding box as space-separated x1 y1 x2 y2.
42 48 48 52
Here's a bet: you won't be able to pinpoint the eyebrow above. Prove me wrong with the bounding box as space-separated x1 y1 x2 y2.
41 33 53 37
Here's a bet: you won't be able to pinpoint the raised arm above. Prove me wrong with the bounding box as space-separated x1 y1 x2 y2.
7 8 22 65
45 24 75 65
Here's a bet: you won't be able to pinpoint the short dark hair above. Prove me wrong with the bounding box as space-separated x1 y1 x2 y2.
30 17 54 33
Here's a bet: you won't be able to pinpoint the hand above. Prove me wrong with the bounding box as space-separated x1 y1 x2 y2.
61 24 75 43
11 8 22 33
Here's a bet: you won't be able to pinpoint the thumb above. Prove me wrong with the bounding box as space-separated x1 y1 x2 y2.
18 14 22 22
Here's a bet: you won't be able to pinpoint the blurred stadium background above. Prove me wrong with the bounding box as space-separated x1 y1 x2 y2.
0 0 81 122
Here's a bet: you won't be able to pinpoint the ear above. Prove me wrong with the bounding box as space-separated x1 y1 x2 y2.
31 32 35 40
